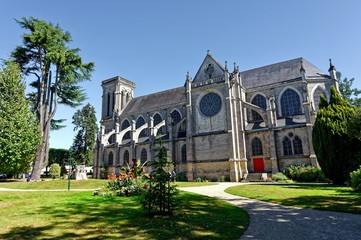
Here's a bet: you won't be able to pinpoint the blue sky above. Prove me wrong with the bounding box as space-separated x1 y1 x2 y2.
1 0 361 149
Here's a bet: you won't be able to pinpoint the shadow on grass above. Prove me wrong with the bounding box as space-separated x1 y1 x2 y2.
0 191 248 240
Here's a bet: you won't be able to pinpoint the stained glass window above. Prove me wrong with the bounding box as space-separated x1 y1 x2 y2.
293 136 303 155
123 150 129 165
140 148 147 163
283 137 293 156
108 152 114 166
281 89 302 116
181 145 187 163
171 110 181 125
251 94 267 121
200 93 222 116
252 137 263 156
121 119 130 140
136 116 147 137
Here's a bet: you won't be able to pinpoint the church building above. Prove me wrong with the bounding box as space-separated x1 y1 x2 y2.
93 51 339 181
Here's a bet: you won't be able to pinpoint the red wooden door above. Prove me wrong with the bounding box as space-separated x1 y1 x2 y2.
253 157 264 172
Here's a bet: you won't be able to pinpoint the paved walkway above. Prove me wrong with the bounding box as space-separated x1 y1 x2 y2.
180 183 361 240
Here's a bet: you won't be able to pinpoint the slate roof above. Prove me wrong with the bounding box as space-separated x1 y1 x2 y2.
241 57 326 89
121 87 186 115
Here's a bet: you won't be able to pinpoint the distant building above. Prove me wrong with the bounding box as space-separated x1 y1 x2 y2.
93 51 339 181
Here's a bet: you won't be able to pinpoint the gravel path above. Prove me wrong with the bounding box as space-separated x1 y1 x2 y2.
180 183 361 240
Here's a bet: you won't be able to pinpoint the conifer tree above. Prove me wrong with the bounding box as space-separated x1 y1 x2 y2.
0 62 40 176
11 17 94 180
72 103 98 165
313 87 361 184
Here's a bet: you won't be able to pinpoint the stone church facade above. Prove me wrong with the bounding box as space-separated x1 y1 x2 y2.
93 51 339 181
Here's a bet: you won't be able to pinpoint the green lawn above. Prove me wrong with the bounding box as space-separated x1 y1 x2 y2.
0 179 216 190
225 183 361 214
0 190 248 239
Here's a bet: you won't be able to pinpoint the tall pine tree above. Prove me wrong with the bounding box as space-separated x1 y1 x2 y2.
0 62 40 176
11 17 94 180
72 103 97 165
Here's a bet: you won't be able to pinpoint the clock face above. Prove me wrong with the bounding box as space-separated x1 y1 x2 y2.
199 93 222 117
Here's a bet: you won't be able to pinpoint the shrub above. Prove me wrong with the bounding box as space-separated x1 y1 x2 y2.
60 164 67 177
49 164 60 179
350 166 361 192
98 160 148 197
175 172 187 182
195 177 202 182
217 176 226 182
284 164 325 182
272 173 288 182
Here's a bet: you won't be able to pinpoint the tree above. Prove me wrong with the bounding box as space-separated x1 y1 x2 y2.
313 87 361 184
347 109 361 140
48 148 69 167
49 163 60 179
337 72 361 108
11 17 94 180
0 61 40 176
72 103 98 165
142 143 178 216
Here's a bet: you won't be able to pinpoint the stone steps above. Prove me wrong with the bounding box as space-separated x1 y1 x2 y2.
242 173 272 182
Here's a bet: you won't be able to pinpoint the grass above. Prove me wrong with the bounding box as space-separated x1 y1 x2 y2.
0 190 248 239
0 179 217 190
0 179 106 190
225 183 361 214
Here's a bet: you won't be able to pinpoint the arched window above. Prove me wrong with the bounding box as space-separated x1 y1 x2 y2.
153 113 164 134
283 137 293 156
136 116 147 137
171 110 181 125
293 136 303 155
123 150 129 165
313 87 326 111
107 92 111 117
140 148 147 163
281 89 302 116
251 94 267 121
178 122 186 138
181 144 187 163
121 120 130 140
252 137 263 156
108 152 114 166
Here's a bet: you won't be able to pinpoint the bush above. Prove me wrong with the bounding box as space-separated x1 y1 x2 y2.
350 166 361 192
272 173 288 182
284 164 325 182
60 164 67 176
49 164 60 179
175 172 187 182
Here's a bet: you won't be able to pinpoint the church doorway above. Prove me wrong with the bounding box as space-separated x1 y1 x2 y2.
253 157 264 172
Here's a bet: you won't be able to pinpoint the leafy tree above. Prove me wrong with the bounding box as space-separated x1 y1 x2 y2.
0 61 40 176
11 17 94 180
313 87 361 184
72 103 98 165
337 72 361 108
48 148 69 167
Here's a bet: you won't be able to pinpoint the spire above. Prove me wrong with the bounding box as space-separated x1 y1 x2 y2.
328 58 336 71
186 71 190 81
225 61 228 71
328 58 340 93
300 59 305 73
233 62 237 73
300 59 306 80
207 50 211 55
